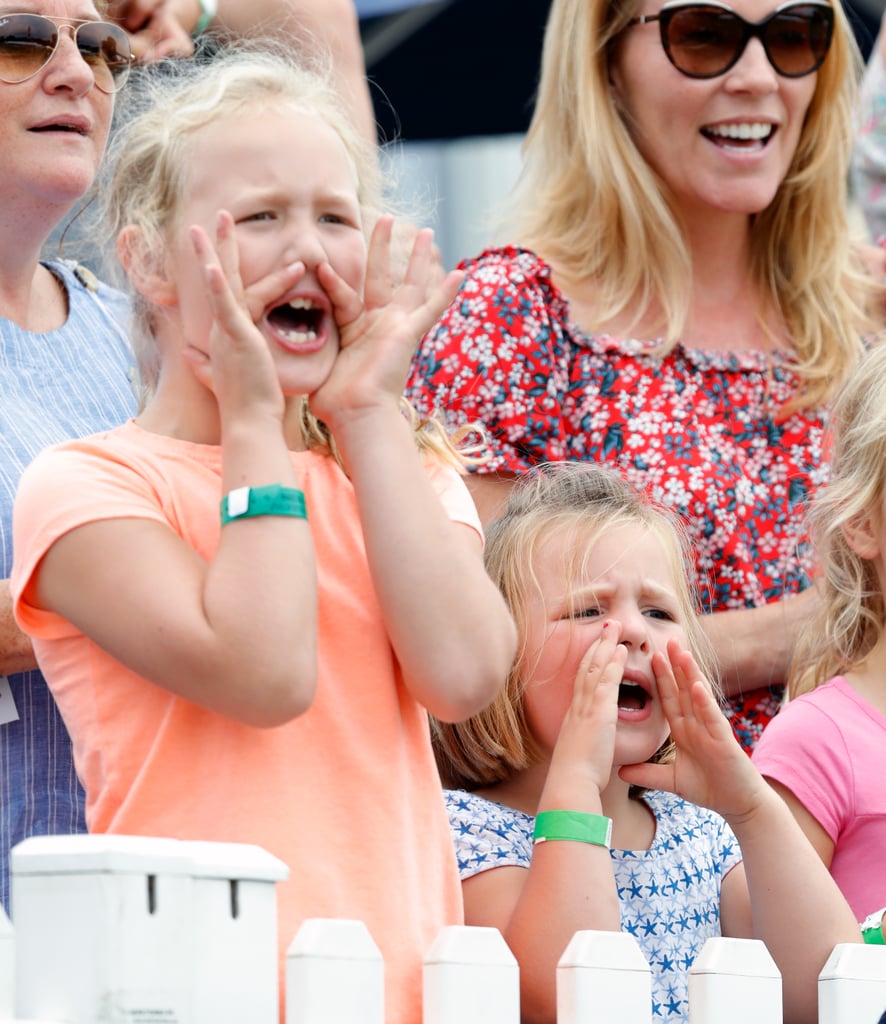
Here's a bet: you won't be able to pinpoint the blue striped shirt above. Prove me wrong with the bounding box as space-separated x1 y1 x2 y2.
0 261 136 913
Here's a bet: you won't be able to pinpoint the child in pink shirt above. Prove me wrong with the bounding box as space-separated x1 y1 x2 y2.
753 343 886 938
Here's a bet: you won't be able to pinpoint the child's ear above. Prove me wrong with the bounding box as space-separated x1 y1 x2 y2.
117 225 177 307
842 512 881 560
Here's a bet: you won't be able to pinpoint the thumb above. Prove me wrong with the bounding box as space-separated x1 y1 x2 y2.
618 761 674 793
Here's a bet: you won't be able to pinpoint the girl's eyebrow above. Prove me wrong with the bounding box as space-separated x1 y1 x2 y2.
569 579 679 602
236 185 359 208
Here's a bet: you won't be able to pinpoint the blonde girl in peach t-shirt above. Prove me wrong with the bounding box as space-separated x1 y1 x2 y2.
11 47 516 1023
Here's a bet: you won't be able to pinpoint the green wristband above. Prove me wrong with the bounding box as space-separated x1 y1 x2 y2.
533 809 613 849
220 484 306 526
193 0 217 35
861 909 886 945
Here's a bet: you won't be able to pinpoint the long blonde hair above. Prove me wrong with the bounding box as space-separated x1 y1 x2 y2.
433 462 718 793
101 45 473 468
789 344 886 696
507 0 874 410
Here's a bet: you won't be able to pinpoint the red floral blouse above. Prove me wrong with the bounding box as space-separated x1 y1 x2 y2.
406 247 830 752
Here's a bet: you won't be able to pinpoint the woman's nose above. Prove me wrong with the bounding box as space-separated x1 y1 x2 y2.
43 26 98 96
724 37 779 94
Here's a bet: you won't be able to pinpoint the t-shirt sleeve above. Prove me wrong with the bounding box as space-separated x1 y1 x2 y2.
445 789 534 881
11 441 170 639
406 249 574 475
751 697 850 843
423 457 483 541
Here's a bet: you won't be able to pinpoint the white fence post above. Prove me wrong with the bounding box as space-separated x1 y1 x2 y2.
285 918 384 1024
183 840 288 1024
11 834 195 1023
818 942 886 1024
11 835 287 1024
423 925 519 1024
688 937 781 1024
0 904 12 1021
556 929 652 1024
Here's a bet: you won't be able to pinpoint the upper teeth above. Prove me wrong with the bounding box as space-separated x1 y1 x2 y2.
288 298 317 310
708 122 772 140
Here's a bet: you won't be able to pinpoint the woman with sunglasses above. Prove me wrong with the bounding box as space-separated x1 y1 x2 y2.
0 1 135 914
407 0 883 755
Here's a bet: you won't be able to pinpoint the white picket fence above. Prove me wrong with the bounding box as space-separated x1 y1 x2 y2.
2 834 885 1023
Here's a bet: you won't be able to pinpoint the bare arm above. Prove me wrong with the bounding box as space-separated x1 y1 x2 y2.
33 216 318 728
210 0 377 146
764 778 835 867
622 643 860 1024
700 586 820 697
313 220 517 722
461 632 627 1023
719 792 859 1024
0 579 38 675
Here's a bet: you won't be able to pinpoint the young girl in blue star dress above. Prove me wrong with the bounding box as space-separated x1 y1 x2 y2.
433 463 859 1024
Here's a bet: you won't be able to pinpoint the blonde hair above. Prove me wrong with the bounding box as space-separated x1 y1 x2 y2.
101 44 471 467
789 344 886 696
433 462 718 793
506 0 874 410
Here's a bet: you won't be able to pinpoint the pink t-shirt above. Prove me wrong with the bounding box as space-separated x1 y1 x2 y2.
752 676 886 920
12 420 477 1023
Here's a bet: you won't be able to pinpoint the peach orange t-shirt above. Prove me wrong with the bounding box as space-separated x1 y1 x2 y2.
12 419 474 1023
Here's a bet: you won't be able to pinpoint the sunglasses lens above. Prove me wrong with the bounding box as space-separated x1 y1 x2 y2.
75 22 132 92
661 3 833 78
0 14 56 84
662 6 746 77
0 15 131 91
764 5 833 76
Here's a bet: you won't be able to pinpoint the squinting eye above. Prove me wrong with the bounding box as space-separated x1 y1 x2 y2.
319 213 347 225
646 608 676 621
574 607 602 619
235 211 276 224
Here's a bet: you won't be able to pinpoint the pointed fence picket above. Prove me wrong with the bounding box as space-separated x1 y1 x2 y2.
286 918 384 1024
819 943 886 1024
2 834 886 1024
688 937 782 1024
557 929 651 1023
423 925 519 1024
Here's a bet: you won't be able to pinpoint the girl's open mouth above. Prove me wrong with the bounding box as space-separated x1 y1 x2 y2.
267 298 324 344
617 681 648 713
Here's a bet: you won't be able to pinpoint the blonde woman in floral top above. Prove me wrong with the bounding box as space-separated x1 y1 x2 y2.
407 0 886 750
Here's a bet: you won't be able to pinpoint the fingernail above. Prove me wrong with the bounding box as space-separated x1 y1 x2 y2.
602 621 610 630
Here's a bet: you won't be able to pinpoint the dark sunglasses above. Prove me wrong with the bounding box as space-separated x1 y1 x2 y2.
0 12 133 93
627 0 834 78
